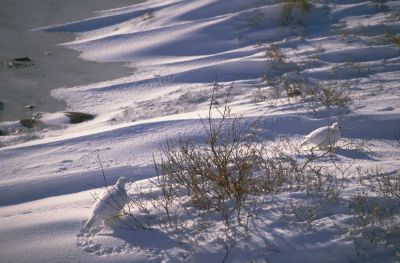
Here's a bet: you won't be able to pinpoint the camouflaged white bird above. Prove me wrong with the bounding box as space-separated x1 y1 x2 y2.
300 122 341 150
84 177 129 229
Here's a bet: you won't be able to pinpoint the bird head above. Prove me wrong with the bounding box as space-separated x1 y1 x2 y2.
331 122 341 130
116 177 129 187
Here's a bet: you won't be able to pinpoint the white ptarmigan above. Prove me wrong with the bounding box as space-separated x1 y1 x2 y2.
84 177 129 229
300 122 341 149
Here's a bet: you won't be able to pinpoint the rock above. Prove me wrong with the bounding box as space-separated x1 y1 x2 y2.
65 112 95 124
4 57 34 69
14 57 32 62
19 119 36 128
32 113 42 119
25 105 35 109
0 129 4 136
0 101 4 111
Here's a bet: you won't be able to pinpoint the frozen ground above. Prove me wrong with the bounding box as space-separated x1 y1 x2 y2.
0 0 400 262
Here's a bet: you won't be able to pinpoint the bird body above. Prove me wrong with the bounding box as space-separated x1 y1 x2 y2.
85 177 129 229
301 122 341 149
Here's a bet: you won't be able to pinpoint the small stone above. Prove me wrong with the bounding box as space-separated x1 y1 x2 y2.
14 57 32 62
32 113 42 119
25 105 35 109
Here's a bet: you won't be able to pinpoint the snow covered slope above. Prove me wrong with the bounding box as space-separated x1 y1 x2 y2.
1 0 400 262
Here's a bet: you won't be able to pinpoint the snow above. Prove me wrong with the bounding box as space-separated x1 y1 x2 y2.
1 0 400 262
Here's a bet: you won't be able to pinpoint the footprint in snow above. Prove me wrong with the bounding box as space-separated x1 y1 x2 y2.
76 224 135 256
55 159 74 172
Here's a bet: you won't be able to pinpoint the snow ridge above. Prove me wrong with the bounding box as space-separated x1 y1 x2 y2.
1 0 400 262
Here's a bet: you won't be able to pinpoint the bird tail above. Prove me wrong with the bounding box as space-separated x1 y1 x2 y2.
84 215 97 229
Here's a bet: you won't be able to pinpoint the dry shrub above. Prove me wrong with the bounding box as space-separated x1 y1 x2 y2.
350 167 400 261
155 85 264 226
153 83 347 231
278 78 352 111
280 0 312 26
311 80 352 109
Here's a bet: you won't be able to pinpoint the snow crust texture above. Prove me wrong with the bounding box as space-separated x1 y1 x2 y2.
1 0 400 262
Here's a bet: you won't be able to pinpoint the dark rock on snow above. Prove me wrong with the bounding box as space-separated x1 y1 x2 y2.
65 112 96 124
4 57 34 68
19 119 36 128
